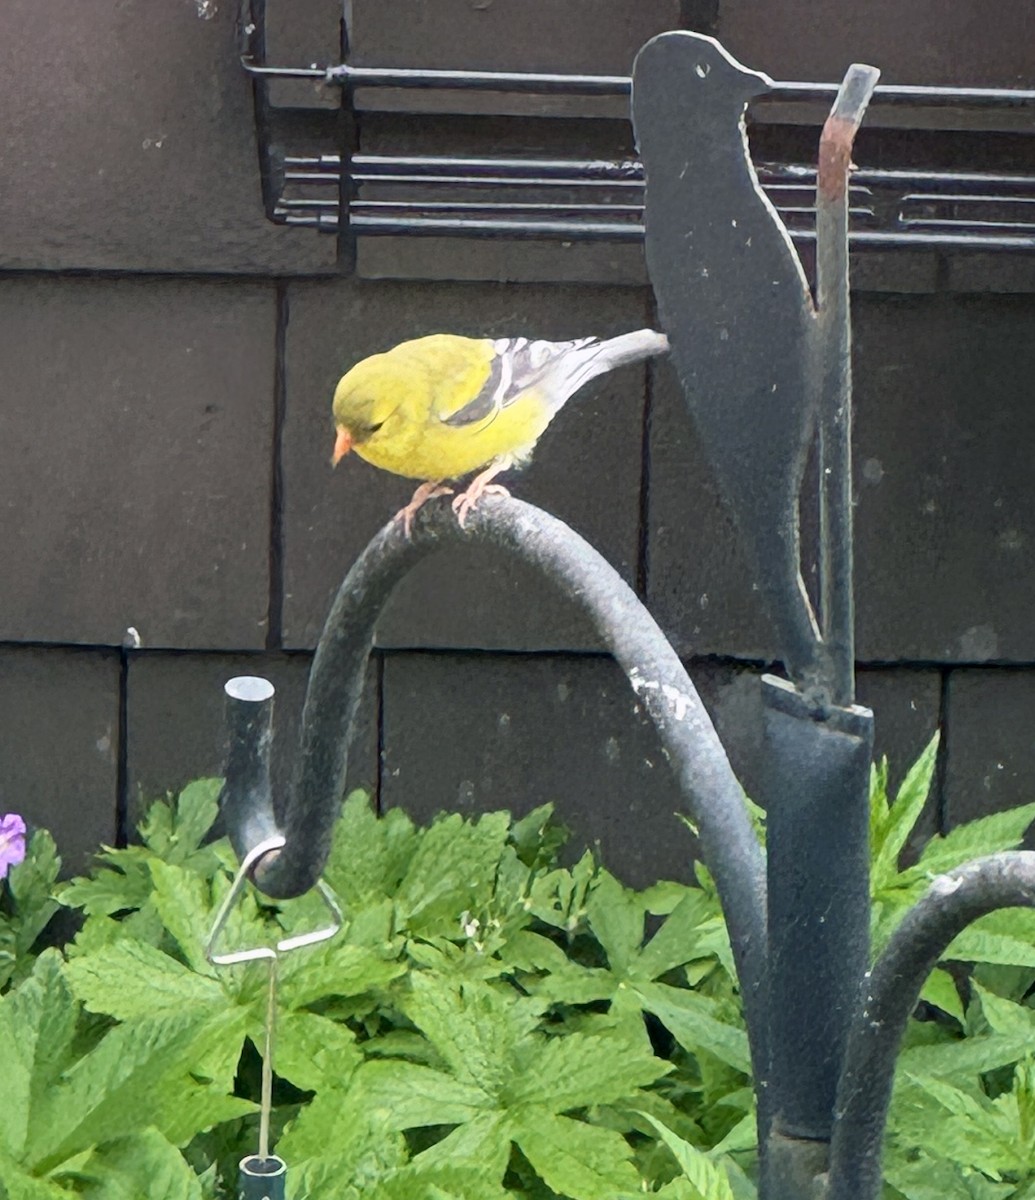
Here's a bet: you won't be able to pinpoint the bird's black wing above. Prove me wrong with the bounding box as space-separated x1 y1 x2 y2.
440 337 594 428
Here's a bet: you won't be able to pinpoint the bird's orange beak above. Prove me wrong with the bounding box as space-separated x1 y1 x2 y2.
331 427 352 467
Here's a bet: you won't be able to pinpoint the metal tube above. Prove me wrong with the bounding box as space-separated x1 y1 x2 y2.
280 209 1035 249
238 1154 287 1200
350 214 644 240
815 63 880 709
761 677 873 1186
220 496 769 1088
827 851 1035 1200
242 53 1035 109
220 677 279 863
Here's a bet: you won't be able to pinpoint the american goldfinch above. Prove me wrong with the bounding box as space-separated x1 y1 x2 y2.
331 329 670 531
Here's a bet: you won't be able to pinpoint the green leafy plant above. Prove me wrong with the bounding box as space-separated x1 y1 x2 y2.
1 736 1033 1198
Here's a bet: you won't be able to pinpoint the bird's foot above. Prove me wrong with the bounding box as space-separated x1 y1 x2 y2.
452 482 511 529
395 481 454 538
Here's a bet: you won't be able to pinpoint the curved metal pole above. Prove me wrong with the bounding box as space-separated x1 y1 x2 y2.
826 850 1035 1200
223 495 768 1075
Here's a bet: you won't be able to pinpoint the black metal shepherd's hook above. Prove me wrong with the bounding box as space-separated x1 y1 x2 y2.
216 30 1035 1200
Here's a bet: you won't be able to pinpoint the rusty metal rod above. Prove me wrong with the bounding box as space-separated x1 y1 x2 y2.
816 63 880 707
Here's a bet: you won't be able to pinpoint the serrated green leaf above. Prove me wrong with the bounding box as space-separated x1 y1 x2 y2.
322 792 418 910
65 939 224 1020
163 781 221 861
267 1009 363 1093
402 973 540 1098
913 804 1035 879
636 1111 735 1200
508 1027 668 1110
152 1079 255 1149
640 880 699 915
410 1111 512 1180
872 734 939 890
6 832 61 963
586 871 644 977
395 812 511 936
148 859 219 976
378 1156 514 1200
277 938 405 1009
278 1084 408 1175
57 868 151 920
512 1110 640 1200
973 981 1035 1036
509 803 568 870
503 928 574 974
634 889 718 982
945 927 1035 968
356 1058 491 1129
869 757 890 850
0 1150 75 1200
0 951 78 1161
30 1007 245 1171
527 851 597 932
920 968 965 1024
62 1128 204 1200
636 981 751 1075
883 1152 1014 1200
899 1032 1035 1078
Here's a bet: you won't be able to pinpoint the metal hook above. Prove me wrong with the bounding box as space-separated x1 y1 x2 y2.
204 833 343 966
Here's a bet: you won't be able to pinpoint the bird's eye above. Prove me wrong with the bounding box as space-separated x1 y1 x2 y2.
368 420 386 434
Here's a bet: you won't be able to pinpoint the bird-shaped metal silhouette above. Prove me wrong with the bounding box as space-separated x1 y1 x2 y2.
632 32 825 692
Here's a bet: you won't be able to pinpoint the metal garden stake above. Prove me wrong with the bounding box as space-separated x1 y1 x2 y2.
206 698 342 1200
213 29 1035 1200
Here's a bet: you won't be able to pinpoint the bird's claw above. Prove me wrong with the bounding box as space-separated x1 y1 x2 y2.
395 483 454 538
452 483 511 529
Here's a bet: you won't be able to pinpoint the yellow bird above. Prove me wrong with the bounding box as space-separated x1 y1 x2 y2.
331 329 669 532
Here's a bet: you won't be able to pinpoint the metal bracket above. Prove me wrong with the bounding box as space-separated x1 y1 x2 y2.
204 832 343 967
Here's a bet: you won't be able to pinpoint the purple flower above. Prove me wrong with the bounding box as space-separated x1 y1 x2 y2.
0 813 27 880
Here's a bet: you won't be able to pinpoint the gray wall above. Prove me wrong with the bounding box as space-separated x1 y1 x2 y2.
1 1 1032 883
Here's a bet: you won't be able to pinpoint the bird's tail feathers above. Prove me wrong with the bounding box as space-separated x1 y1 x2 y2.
549 328 669 407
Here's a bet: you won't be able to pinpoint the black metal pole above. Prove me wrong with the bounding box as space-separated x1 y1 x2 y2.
218 496 770 1088
827 851 1035 1200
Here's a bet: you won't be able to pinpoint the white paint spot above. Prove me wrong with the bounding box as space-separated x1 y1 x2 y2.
930 874 964 896
699 593 710 609
661 684 692 721
497 712 511 732
556 681 571 702
194 0 218 18
694 61 710 78
604 736 620 764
